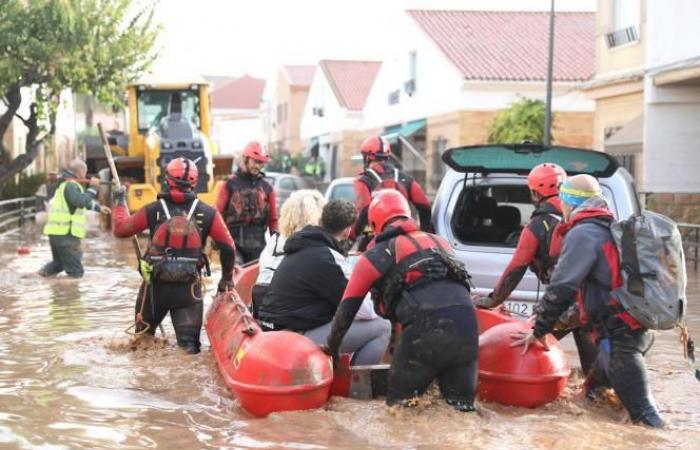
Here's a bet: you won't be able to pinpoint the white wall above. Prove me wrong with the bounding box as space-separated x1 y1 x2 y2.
646 0 700 70
212 112 264 155
362 13 464 129
461 82 594 111
300 69 360 139
643 0 700 193
643 80 700 192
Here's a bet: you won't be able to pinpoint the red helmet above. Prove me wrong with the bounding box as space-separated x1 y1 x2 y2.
368 189 411 233
165 157 198 190
527 163 566 197
243 141 270 163
360 136 392 160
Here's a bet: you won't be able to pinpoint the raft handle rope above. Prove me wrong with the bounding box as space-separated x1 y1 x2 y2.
233 295 258 336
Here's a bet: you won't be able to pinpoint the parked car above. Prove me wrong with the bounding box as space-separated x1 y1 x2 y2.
432 143 639 317
264 172 310 210
324 177 355 202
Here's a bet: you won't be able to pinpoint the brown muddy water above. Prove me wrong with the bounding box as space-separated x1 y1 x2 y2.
0 228 699 449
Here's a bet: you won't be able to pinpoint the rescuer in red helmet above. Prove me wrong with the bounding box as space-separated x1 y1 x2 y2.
112 157 237 354
473 162 597 375
216 141 278 263
351 135 432 251
324 189 479 412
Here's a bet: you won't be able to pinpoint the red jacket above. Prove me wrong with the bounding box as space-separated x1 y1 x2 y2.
352 161 432 239
490 197 563 305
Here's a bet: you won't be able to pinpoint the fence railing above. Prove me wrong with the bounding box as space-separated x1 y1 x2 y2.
679 223 700 271
0 197 37 235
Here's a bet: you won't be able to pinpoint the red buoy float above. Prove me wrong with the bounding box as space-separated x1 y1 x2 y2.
16 245 30 255
475 307 516 333
206 291 332 417
477 320 570 408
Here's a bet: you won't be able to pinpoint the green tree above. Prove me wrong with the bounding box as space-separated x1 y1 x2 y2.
0 0 159 184
487 98 549 144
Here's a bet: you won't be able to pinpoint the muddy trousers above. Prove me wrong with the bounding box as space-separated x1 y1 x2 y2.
552 327 598 375
388 305 479 411
588 329 664 428
135 283 204 354
41 235 84 278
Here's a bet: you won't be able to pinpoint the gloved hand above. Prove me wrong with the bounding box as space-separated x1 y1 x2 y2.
320 344 340 369
112 185 127 205
472 293 497 309
217 279 234 293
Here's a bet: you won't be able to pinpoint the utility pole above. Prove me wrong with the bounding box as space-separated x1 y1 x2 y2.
544 0 555 146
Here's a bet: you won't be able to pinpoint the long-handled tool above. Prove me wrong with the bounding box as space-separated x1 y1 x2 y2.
98 123 165 337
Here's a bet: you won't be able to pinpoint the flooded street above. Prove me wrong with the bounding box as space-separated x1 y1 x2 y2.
1 228 699 449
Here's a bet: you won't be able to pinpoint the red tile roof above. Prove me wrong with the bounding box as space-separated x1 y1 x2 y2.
211 75 266 110
282 65 316 87
320 60 381 111
407 10 595 82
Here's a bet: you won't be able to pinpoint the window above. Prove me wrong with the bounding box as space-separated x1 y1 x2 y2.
279 177 296 190
405 51 417 96
330 183 356 202
388 90 400 105
607 0 640 47
136 89 200 133
613 0 639 31
430 137 449 190
451 185 532 247
616 153 636 179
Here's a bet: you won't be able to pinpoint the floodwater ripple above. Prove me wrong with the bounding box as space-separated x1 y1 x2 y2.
0 230 698 449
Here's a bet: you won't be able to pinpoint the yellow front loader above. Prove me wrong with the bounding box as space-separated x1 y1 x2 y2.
94 76 233 211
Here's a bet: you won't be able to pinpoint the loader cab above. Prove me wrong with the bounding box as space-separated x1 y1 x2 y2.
140 90 211 193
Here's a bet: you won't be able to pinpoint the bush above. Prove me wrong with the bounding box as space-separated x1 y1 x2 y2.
0 173 46 200
488 98 547 144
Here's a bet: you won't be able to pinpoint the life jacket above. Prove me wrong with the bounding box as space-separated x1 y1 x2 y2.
359 162 412 199
145 199 209 284
223 172 273 228
528 199 563 283
371 225 472 320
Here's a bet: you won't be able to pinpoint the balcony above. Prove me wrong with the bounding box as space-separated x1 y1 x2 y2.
606 26 639 48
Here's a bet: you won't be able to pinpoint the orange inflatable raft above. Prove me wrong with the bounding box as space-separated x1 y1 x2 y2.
209 263 570 414
205 290 333 417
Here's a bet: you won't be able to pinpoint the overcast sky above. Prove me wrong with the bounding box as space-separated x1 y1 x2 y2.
150 0 596 81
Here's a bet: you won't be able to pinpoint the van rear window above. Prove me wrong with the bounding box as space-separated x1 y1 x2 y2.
443 144 619 178
451 185 534 247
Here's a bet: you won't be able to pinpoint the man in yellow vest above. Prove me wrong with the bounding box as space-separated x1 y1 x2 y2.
39 159 110 278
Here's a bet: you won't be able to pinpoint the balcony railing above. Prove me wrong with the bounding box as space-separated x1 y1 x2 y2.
606 26 639 48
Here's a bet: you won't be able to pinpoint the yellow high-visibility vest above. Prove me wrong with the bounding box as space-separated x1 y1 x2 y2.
43 181 87 239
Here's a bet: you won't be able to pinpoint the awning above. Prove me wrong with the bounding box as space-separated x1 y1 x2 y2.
382 118 427 141
605 115 643 155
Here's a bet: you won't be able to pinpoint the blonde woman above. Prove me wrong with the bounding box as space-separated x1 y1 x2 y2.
251 189 326 316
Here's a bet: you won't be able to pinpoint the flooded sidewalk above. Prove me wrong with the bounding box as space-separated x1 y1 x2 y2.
0 230 699 449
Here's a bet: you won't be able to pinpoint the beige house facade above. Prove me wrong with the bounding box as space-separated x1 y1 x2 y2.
583 0 645 186
362 10 597 194
271 66 316 156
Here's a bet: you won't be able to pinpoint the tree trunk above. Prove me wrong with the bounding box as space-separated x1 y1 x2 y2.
0 102 44 185
0 84 22 167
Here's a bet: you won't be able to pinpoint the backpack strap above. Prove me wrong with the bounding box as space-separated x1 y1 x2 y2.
186 199 199 220
159 199 171 220
366 168 383 184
